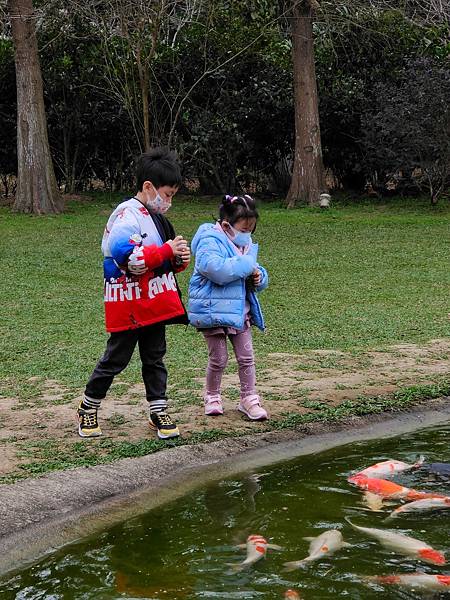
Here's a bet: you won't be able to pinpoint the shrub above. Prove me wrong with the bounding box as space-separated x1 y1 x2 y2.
360 58 450 203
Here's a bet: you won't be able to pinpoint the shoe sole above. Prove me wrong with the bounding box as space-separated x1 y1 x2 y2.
78 425 102 438
204 409 224 416
237 406 268 421
148 422 180 439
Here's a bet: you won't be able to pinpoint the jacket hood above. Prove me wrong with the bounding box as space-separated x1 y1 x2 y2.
191 222 229 254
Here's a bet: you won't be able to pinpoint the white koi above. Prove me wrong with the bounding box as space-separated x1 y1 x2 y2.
354 456 424 479
283 530 350 570
387 495 450 519
346 518 446 565
227 534 282 571
365 573 450 591
363 491 385 512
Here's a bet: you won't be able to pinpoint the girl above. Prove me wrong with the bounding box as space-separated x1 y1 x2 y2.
188 194 269 420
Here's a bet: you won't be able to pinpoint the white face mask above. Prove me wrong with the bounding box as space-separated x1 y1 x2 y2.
145 186 172 214
224 223 252 247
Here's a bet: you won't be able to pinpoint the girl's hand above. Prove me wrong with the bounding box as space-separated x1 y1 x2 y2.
253 269 262 286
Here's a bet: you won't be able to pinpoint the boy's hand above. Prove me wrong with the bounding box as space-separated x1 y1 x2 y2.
253 268 262 287
181 245 191 264
167 235 187 256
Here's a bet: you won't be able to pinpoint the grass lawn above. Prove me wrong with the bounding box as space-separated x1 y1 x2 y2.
0 194 449 479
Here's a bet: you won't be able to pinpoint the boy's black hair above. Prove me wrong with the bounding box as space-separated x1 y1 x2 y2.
218 194 259 226
135 147 182 191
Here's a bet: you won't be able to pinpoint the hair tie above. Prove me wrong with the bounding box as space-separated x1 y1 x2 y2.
240 195 250 209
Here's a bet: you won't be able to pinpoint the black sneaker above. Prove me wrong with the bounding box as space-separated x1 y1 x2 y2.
149 412 180 439
77 401 102 437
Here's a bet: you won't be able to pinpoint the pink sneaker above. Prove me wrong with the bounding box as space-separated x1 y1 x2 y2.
204 393 224 416
237 394 268 421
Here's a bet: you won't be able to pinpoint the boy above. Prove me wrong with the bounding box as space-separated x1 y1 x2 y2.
78 148 190 440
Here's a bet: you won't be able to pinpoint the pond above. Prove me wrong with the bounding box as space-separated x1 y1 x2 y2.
1 422 449 599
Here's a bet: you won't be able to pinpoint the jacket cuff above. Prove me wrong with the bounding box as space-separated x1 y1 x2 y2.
160 242 174 260
173 260 188 273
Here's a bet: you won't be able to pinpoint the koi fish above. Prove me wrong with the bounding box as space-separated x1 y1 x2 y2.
354 456 424 479
365 573 450 591
387 495 450 519
363 491 385 512
348 474 445 501
227 534 282 571
283 530 350 570
284 590 302 599
346 518 446 565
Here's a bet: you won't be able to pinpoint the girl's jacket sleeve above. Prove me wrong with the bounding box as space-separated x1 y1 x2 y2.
108 209 173 270
248 243 268 292
255 264 269 292
195 237 256 285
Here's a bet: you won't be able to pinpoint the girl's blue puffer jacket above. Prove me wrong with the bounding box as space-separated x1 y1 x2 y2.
188 223 268 331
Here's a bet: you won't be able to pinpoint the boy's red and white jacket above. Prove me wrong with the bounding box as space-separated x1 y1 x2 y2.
101 197 188 332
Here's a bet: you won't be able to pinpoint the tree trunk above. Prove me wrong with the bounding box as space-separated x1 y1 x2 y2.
136 41 151 152
8 0 63 214
141 75 151 152
286 0 326 208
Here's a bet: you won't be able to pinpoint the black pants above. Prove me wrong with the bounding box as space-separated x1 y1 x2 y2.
85 323 167 403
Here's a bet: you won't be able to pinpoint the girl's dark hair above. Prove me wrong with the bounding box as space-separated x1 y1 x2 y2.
135 147 182 191
218 194 259 227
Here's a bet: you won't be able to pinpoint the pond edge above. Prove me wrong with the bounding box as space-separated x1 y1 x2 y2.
0 397 449 578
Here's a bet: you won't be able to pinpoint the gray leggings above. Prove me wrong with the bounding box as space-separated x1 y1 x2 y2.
203 327 256 398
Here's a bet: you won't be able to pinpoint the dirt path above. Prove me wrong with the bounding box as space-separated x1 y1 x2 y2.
1 339 449 479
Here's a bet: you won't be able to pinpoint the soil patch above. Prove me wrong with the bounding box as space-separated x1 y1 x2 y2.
0 339 449 478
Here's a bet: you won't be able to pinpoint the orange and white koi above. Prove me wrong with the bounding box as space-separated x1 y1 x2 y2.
348 474 445 501
387 495 450 519
354 456 424 479
346 518 446 565
365 573 450 591
283 530 350 570
284 590 302 599
228 534 282 571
